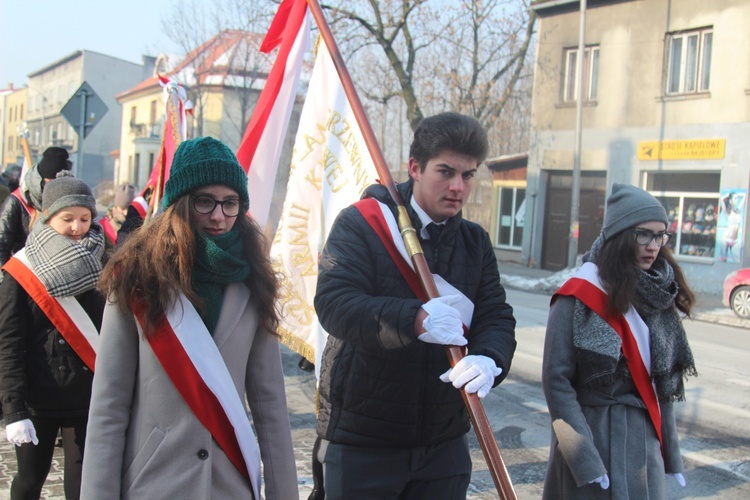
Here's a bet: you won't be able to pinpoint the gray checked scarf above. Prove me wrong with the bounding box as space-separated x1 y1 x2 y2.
24 220 105 298
575 234 697 402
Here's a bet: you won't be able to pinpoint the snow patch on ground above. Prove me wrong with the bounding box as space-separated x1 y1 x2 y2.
500 268 575 294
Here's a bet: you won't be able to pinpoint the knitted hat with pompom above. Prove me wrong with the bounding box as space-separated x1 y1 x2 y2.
41 171 97 222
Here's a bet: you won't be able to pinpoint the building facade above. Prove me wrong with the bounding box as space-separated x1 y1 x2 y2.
526 0 750 294
488 153 528 265
1 86 28 173
26 50 147 191
116 30 303 231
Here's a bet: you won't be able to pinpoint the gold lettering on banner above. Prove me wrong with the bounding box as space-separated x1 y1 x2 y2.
288 204 310 246
273 261 315 326
292 245 317 277
322 147 349 193
296 122 328 163
293 108 374 194
287 204 317 277
305 164 323 191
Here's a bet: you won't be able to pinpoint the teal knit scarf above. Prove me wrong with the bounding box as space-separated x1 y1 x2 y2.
192 228 250 334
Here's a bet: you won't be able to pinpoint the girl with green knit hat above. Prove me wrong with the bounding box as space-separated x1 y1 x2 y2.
82 137 297 499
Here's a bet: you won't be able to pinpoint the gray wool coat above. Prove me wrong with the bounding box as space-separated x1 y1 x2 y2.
542 295 684 500
81 282 298 499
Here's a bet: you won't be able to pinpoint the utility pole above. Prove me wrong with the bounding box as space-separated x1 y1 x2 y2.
568 0 587 268
75 87 91 179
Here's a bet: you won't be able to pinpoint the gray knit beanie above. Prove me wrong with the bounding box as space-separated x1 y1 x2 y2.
42 171 97 222
602 183 668 239
162 137 249 210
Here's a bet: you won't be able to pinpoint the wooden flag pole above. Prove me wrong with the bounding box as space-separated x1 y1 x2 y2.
18 127 34 171
305 1 517 498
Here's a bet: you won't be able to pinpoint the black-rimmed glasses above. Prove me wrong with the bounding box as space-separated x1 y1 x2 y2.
632 229 672 247
191 195 241 217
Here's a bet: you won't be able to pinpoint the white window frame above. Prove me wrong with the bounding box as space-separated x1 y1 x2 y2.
666 28 713 95
495 187 525 250
563 45 599 102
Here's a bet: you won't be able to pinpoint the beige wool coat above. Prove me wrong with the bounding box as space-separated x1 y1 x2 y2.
81 283 298 499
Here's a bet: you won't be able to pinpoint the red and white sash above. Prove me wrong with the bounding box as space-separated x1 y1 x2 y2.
553 262 663 450
99 217 117 245
133 294 261 497
1 249 98 371
130 196 148 218
11 188 33 216
354 198 474 327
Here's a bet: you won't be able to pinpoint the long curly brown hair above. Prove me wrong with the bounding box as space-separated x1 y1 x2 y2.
99 195 280 337
597 230 695 317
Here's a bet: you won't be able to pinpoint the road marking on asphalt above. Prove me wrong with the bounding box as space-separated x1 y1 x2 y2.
512 350 543 364
694 398 750 420
523 401 549 413
727 377 750 388
680 450 750 483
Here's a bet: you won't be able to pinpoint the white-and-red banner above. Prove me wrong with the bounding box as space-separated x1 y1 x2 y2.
270 32 379 373
236 0 311 229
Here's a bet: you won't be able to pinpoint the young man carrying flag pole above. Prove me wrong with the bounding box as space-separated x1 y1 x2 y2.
308 0 516 499
239 0 518 497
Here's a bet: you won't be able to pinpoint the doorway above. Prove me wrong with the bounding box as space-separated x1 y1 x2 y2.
541 171 606 271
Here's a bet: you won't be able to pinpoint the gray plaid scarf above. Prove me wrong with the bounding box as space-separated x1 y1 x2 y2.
25 221 104 297
576 233 697 402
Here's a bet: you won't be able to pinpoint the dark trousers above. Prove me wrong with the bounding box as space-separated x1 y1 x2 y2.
11 415 87 500
321 434 472 500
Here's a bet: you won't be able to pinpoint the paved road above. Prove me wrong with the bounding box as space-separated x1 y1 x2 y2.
0 343 520 500
2 286 748 499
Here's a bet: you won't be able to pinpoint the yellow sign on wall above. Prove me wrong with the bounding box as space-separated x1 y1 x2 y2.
638 139 725 161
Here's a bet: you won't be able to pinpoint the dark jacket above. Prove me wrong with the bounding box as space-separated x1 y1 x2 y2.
115 204 144 248
0 194 31 272
314 182 516 448
0 271 105 424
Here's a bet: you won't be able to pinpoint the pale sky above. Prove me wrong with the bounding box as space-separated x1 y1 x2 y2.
0 0 199 88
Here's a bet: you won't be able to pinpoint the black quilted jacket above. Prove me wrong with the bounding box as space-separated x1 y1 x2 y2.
0 271 105 424
315 182 516 448
0 194 31 273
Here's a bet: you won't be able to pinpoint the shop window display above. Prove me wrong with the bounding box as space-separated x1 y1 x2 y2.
656 196 718 259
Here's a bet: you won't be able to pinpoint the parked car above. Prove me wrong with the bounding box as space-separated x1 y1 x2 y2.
723 268 750 318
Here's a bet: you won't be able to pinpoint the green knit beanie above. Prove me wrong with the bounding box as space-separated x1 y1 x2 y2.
162 137 249 210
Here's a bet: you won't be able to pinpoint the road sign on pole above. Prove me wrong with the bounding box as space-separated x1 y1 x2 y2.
60 81 108 177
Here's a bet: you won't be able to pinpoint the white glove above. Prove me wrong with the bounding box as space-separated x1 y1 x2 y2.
418 295 467 346
6 419 39 446
439 354 502 398
589 473 610 489
668 472 686 487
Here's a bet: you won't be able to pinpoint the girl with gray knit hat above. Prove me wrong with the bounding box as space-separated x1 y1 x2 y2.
542 183 697 498
81 137 297 499
0 171 105 499
0 146 73 275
